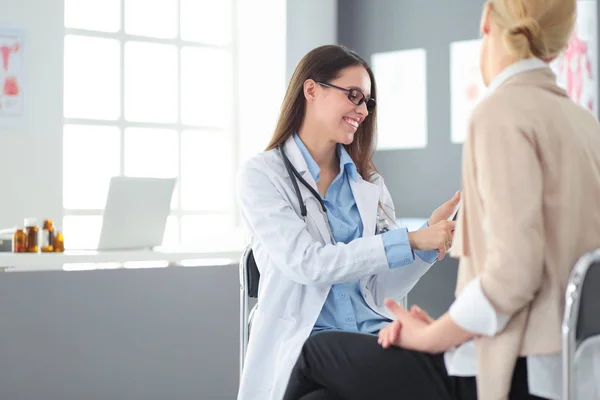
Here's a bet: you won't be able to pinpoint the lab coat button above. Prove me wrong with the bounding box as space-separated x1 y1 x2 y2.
404 259 410 264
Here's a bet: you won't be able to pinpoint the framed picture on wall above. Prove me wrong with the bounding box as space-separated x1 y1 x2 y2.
449 39 486 144
0 27 25 127
371 48 428 150
550 0 598 117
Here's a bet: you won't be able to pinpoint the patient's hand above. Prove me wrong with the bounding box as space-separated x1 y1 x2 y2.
377 319 401 349
378 298 475 354
377 299 437 353
409 305 434 325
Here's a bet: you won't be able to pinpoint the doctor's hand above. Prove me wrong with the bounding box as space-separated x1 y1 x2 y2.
428 191 460 226
378 299 435 352
407 220 455 260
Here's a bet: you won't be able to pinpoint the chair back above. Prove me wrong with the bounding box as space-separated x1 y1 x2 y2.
239 246 260 378
562 249 600 400
246 250 260 298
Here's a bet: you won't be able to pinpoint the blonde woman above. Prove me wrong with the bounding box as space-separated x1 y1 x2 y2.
283 1 600 400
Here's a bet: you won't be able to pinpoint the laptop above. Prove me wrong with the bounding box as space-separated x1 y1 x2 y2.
97 176 176 251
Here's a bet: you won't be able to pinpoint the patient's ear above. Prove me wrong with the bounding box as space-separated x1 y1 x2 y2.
480 2 492 36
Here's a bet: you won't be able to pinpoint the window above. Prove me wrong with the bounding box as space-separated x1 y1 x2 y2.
63 0 238 250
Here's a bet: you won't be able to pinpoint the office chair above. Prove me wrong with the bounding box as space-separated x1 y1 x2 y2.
239 245 260 378
562 248 600 399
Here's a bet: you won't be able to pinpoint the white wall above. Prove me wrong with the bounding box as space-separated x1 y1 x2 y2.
0 0 338 233
237 0 338 165
237 0 287 164
0 0 64 230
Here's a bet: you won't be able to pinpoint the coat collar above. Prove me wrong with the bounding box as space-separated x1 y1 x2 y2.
292 134 358 183
487 57 548 93
283 136 317 189
350 177 379 237
282 136 380 238
487 58 568 99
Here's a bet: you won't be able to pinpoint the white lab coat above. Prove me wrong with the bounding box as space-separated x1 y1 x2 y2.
236 136 436 400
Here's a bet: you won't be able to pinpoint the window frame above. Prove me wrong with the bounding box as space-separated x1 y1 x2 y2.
62 0 240 249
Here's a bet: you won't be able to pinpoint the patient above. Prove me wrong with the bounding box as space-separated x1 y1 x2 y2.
282 0 600 399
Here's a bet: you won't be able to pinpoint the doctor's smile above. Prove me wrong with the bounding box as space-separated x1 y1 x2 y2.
342 116 360 130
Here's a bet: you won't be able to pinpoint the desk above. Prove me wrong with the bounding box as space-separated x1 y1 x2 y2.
1 222 427 272
0 248 244 272
0 258 241 399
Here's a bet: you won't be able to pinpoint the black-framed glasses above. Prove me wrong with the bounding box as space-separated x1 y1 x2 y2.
316 81 376 112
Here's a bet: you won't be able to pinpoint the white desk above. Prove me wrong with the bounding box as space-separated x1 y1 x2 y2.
0 247 244 272
0 221 427 272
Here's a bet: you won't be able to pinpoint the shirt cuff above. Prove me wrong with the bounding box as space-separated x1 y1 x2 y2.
448 277 510 336
382 228 415 269
414 221 438 263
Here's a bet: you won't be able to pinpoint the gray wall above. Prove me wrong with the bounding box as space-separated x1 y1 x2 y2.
339 0 600 317
0 266 239 400
338 0 485 317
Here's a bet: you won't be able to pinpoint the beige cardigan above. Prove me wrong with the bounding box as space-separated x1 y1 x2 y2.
451 67 600 400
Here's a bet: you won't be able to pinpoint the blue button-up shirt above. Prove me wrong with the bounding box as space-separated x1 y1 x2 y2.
293 135 437 334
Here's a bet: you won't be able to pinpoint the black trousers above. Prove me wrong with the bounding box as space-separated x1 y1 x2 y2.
283 331 548 400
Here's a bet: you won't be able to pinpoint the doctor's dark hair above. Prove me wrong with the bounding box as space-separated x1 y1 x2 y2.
265 44 378 181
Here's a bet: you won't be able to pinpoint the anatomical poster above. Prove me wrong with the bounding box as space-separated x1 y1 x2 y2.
0 27 25 126
450 39 486 144
550 0 598 116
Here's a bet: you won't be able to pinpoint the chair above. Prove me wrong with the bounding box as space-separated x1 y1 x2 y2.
239 245 260 378
562 248 600 399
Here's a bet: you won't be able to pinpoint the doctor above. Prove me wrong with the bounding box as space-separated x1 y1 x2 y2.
237 44 458 400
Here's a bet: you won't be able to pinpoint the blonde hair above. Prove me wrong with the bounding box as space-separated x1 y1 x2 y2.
488 0 576 60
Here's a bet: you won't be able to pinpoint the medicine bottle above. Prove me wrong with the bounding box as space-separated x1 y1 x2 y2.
54 231 65 253
24 218 39 253
13 229 26 253
41 219 55 252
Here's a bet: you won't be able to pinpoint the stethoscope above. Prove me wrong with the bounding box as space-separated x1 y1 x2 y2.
279 144 396 234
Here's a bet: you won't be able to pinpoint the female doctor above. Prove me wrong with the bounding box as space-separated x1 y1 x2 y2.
236 44 459 400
